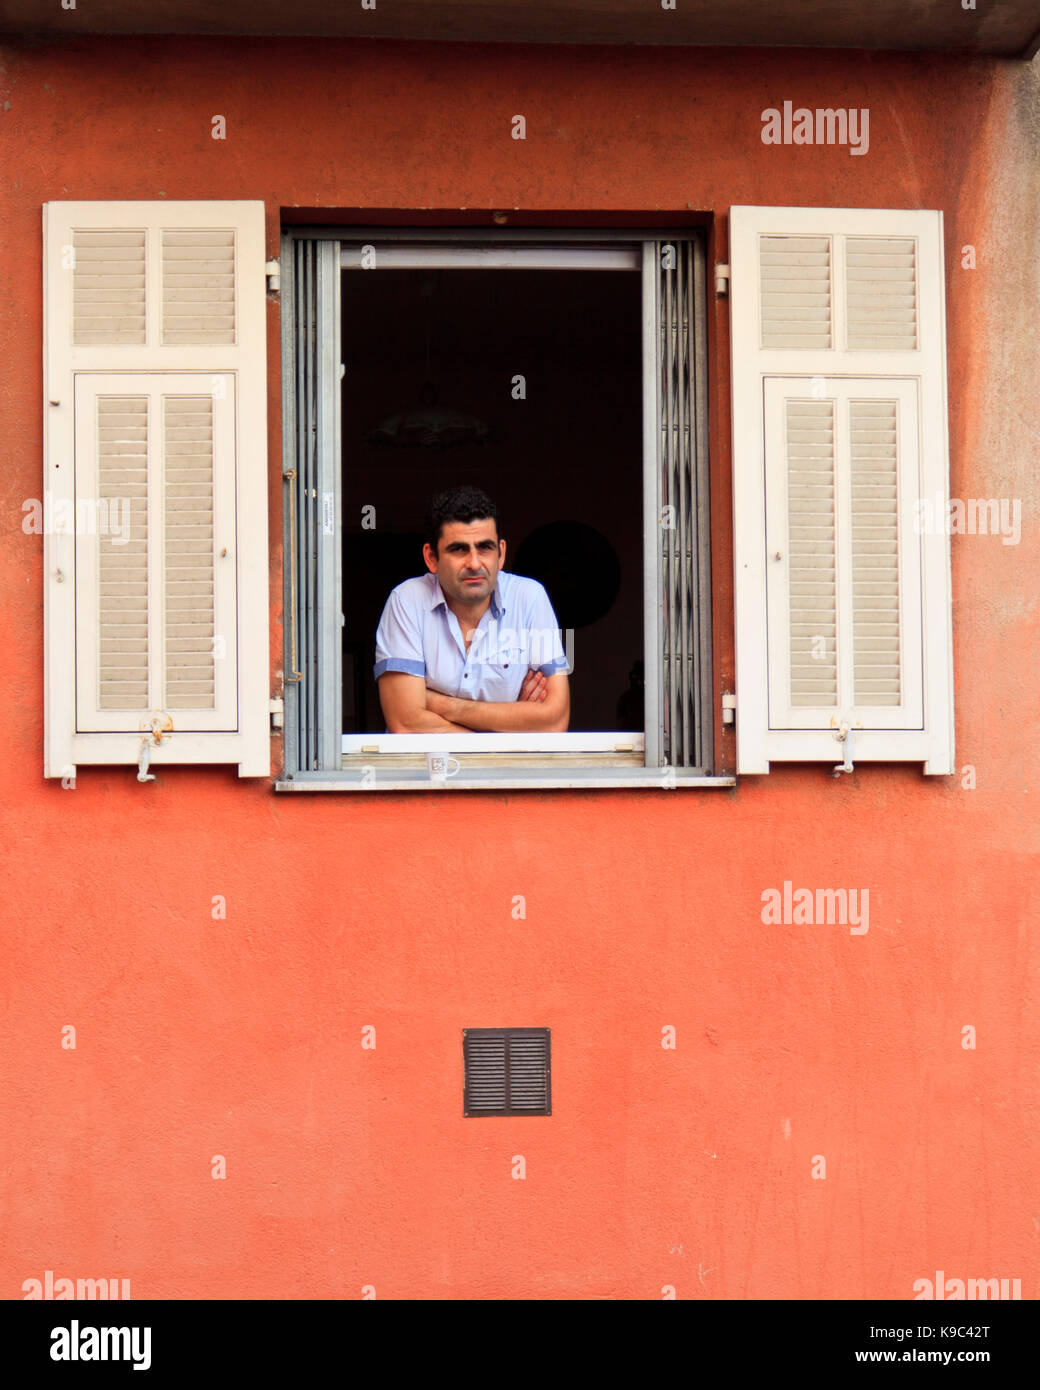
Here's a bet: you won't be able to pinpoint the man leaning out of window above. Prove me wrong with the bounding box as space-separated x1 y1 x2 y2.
373 486 570 734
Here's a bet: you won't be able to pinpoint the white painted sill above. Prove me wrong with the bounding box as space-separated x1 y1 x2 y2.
275 765 735 792
276 734 735 791
342 732 643 754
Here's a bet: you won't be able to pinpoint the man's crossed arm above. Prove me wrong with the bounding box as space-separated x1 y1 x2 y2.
378 670 570 734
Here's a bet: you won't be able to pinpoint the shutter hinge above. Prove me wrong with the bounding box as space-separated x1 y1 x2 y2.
265 259 281 293
721 691 736 726
715 263 730 296
269 696 284 732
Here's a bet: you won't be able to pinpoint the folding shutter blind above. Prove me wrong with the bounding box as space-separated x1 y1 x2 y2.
463 1028 551 1116
730 207 954 775
43 202 269 778
281 239 342 775
651 238 714 772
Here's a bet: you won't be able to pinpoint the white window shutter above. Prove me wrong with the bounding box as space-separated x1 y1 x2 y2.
43 202 269 778
730 207 954 775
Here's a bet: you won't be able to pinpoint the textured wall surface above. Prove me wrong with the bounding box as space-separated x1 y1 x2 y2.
0 37 1037 1300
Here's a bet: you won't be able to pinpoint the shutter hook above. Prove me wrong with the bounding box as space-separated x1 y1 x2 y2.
136 713 173 780
137 740 156 782
831 721 854 777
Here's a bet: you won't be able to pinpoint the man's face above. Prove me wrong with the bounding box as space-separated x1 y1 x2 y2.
423 518 505 607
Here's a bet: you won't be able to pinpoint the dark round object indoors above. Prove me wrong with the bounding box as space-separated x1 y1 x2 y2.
513 521 621 629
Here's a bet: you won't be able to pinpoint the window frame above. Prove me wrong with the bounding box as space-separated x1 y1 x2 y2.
277 224 728 792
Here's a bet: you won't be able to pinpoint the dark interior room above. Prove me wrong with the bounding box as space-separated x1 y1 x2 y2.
339 265 645 734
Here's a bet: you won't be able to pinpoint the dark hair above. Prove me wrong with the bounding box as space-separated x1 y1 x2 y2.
426 486 499 553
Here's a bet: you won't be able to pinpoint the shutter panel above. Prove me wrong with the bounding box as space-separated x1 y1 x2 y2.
763 377 922 732
44 202 269 777
730 207 954 775
463 1029 551 1116
72 374 237 732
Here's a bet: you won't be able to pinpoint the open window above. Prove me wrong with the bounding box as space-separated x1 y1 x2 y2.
279 228 721 790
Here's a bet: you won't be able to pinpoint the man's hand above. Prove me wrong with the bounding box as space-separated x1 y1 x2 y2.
518 670 549 703
424 687 457 721
424 670 569 733
425 669 546 720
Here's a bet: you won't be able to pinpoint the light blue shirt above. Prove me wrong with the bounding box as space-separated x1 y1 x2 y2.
373 571 569 702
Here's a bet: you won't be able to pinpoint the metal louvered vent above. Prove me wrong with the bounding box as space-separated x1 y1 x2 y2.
161 229 236 344
164 395 216 709
845 237 917 350
463 1028 551 1117
786 397 837 707
96 396 150 709
850 399 902 705
759 235 832 349
73 230 146 345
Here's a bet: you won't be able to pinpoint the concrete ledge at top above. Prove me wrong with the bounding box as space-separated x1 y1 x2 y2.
3 0 1038 59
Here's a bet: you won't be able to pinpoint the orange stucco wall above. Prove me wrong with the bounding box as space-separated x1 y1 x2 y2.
1 37 1037 1300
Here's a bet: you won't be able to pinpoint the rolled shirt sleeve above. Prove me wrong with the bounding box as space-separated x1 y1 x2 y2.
523 582 570 677
373 587 426 680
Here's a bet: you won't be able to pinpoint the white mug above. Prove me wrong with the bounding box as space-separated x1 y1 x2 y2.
427 753 460 784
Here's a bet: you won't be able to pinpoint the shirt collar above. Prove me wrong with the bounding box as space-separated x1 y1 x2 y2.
427 572 506 619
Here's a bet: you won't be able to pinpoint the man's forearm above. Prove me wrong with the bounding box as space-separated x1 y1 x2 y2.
432 694 564 733
392 709 472 733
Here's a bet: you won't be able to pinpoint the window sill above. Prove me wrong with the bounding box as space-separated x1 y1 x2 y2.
275 765 735 792
342 732 644 754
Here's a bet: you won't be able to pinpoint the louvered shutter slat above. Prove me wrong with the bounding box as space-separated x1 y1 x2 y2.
851 399 902 706
72 229 147 346
163 395 217 711
96 396 149 709
759 235 832 349
161 229 236 344
785 398 837 706
846 237 918 350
